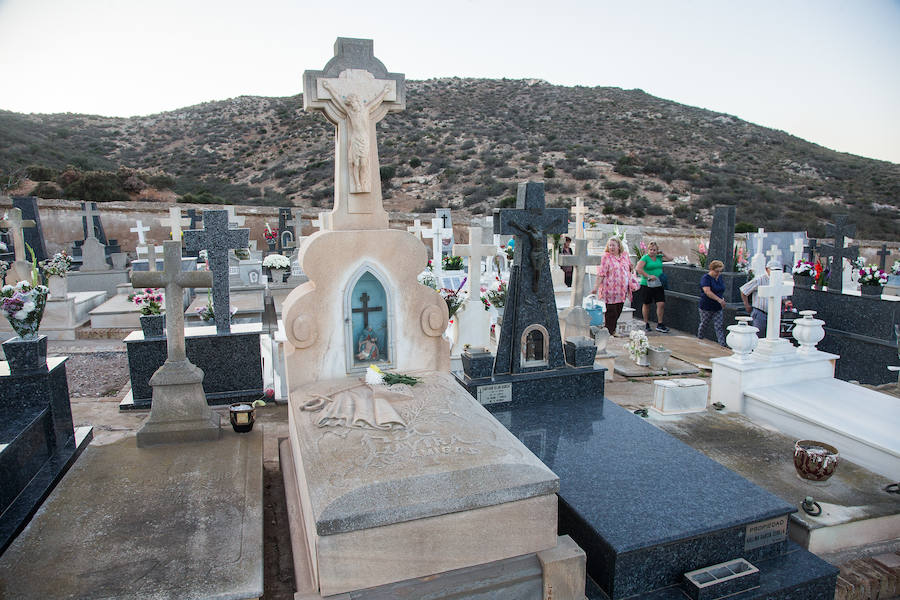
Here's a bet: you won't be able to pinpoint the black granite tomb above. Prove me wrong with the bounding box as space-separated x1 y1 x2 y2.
0 356 92 553
277 207 296 254
818 214 858 293
454 182 606 404
487 392 838 599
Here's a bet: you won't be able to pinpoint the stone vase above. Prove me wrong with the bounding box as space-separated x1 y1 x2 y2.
859 284 883 297
266 240 276 252
792 310 825 353
2 335 48 373
647 346 671 370
47 274 68 299
726 316 759 362
140 313 166 339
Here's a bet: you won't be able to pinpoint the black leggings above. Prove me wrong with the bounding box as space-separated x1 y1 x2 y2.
605 302 624 335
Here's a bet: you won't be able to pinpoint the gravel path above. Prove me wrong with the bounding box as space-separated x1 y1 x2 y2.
62 351 130 397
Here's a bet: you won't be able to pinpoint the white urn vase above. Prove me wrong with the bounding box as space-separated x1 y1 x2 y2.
726 316 759 362
792 310 825 353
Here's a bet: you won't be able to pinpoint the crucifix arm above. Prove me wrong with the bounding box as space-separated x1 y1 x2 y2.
366 83 392 111
320 80 348 113
177 271 214 289
131 272 167 289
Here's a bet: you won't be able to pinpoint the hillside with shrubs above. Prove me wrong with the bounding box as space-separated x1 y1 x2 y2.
1 78 898 239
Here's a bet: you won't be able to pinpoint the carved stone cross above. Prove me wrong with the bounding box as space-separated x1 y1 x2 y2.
754 228 767 256
758 269 794 341
159 207 190 241
303 38 405 231
132 241 213 362
765 244 783 265
0 208 35 262
789 237 805 265
130 220 150 245
877 244 891 271
184 210 249 334
572 197 587 240
421 218 453 275
406 219 427 240
453 226 499 300
559 239 603 306
819 214 858 292
138 244 164 272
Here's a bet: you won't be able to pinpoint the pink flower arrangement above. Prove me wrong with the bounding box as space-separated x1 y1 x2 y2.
130 288 163 315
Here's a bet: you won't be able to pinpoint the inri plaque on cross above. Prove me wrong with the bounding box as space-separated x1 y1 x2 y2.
303 38 405 231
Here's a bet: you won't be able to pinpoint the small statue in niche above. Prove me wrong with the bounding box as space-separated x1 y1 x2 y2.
321 79 392 194
525 330 544 362
356 326 380 361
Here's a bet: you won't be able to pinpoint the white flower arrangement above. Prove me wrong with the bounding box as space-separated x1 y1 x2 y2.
262 254 291 270
891 260 900 276
857 265 888 287
365 364 385 386
0 241 7 253
417 270 438 289
792 260 815 276
627 329 649 361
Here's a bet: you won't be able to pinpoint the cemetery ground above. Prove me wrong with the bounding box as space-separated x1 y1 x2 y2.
49 324 900 600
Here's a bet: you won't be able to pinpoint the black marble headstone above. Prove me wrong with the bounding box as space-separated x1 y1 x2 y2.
493 182 569 375
707 205 736 272
277 208 295 254
11 197 48 263
818 214 858 293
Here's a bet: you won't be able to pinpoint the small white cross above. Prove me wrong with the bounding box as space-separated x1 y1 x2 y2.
758 269 794 341
789 237 805 264
130 220 151 245
765 243 783 265
573 197 588 240
453 226 500 300
754 228 767 256
137 244 165 271
421 218 453 275
559 238 604 305
407 219 428 240
224 206 245 228
158 207 190 241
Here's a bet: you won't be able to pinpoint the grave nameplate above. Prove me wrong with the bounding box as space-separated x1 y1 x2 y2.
477 382 512 405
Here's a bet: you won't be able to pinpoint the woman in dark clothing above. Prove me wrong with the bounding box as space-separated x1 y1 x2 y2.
698 259 727 347
560 236 573 287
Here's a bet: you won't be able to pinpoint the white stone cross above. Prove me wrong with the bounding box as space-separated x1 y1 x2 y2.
81 202 100 241
758 268 794 341
453 227 499 300
159 207 190 241
311 213 324 232
130 220 150 245
421 217 453 275
754 228 767 256
0 208 36 262
225 206 245 228
407 219 427 240
765 244 783 266
573 197 588 240
789 237 805 265
138 244 164 272
132 241 212 362
560 238 604 306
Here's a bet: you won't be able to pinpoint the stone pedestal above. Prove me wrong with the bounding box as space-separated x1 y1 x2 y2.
137 359 221 447
651 378 709 415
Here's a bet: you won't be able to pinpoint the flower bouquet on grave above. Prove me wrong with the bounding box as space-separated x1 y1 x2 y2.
479 286 491 311
792 260 816 277
0 246 49 340
263 223 278 244
440 278 467 319
692 241 709 269
40 251 72 278
891 260 900 276
484 277 508 309
129 288 163 315
626 329 650 364
195 289 238 323
417 269 438 290
858 265 887 295
442 254 464 271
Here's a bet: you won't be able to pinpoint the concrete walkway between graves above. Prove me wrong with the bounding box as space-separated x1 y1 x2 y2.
38 323 900 599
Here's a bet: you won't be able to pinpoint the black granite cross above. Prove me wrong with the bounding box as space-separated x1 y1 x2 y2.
184 210 249 334
440 213 449 228
493 181 568 375
803 239 818 262
352 292 383 328
877 244 891 272
819 214 858 292
707 205 736 272
186 209 203 231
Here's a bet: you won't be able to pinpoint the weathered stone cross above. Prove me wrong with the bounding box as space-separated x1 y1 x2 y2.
184 210 249 334
572 197 587 240
453 226 499 300
130 220 151 246
406 219 427 240
421 217 453 275
158 207 190 241
877 244 891 271
560 238 603 306
754 228 767 256
303 37 405 230
758 268 794 341
765 244 783 265
132 241 212 362
819 214 858 292
0 208 35 262
224 206 245 228
138 244 164 272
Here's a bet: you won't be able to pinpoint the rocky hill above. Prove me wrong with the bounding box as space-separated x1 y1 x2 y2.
1 78 898 239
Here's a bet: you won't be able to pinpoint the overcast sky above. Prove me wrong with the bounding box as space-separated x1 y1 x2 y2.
0 0 897 164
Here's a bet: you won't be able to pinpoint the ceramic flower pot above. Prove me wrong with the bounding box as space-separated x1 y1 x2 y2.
792 310 825 353
139 313 166 339
2 335 48 373
726 316 759 362
860 285 883 297
229 403 256 433
793 440 839 482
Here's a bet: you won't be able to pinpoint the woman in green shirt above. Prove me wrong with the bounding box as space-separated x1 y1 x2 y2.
635 241 671 333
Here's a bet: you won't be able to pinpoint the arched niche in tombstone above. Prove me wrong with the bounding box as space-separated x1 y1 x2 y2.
521 324 550 369
281 229 295 249
344 264 394 373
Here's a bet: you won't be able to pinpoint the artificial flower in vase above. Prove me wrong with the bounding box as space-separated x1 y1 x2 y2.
130 287 165 339
858 265 887 296
41 250 72 298
1 245 50 372
263 253 291 283
627 329 650 366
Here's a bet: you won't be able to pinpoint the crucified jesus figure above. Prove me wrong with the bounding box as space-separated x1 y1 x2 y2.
509 221 548 294
321 80 392 194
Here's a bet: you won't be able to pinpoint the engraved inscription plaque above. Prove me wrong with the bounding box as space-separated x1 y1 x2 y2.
477 382 512 405
744 515 788 551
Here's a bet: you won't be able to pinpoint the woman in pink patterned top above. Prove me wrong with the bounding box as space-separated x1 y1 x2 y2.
592 237 634 335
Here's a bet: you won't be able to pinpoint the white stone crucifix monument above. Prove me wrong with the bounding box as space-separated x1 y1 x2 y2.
406 219 427 241
751 228 768 276
789 237 805 266
421 217 453 276
765 244 783 268
303 38 405 231
131 240 219 447
753 267 794 358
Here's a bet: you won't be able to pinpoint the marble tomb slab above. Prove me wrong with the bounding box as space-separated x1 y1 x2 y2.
289 370 559 595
